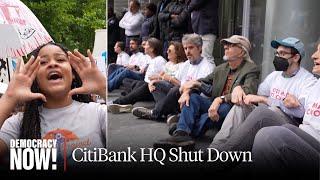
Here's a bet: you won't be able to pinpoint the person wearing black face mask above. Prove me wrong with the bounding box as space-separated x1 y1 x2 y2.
271 37 304 77
273 47 298 72
207 37 318 164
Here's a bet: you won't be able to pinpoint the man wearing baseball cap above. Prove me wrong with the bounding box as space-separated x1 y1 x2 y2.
154 35 260 150
208 37 317 157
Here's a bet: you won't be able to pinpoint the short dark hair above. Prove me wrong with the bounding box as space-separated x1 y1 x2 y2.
130 38 140 45
290 47 302 64
146 3 157 14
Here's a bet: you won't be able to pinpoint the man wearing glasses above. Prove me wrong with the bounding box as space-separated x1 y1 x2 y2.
154 35 260 150
208 37 318 155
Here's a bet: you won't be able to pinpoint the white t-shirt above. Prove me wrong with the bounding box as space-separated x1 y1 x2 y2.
116 51 130 66
300 79 320 142
141 54 151 70
128 52 148 69
175 57 215 86
164 61 183 77
258 68 317 118
119 11 144 36
144 56 167 83
0 101 107 160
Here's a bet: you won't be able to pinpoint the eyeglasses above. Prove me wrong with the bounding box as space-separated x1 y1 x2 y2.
274 51 294 57
167 49 174 53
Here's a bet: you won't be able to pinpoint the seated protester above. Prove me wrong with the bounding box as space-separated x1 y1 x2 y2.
147 41 186 103
107 41 130 76
0 43 107 166
252 43 320 179
208 37 317 154
117 41 184 99
130 33 214 121
153 35 260 150
108 38 167 113
108 38 149 92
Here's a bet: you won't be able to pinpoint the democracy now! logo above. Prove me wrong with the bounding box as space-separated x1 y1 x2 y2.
10 139 57 170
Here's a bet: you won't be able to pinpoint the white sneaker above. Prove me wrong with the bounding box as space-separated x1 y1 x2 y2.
108 104 133 114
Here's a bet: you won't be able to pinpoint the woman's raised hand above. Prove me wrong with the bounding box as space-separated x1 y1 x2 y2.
5 56 46 104
68 49 106 100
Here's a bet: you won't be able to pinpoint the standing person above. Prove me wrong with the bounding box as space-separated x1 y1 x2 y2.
151 0 172 56
188 0 219 65
0 42 107 165
252 43 320 180
158 0 190 54
153 35 260 150
140 3 157 40
107 41 130 76
119 0 144 53
108 6 120 64
150 0 172 39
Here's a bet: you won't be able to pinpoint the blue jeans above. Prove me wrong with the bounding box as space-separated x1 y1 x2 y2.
107 64 123 76
108 68 144 92
176 93 232 137
108 67 125 81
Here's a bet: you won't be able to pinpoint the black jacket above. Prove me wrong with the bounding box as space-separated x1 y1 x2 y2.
158 0 190 41
188 0 219 36
150 0 172 40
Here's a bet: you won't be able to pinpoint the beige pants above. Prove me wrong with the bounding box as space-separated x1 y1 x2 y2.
210 105 255 148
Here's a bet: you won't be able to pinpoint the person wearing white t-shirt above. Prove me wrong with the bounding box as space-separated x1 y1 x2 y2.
107 41 130 76
119 0 144 52
131 41 187 120
0 43 107 168
108 38 149 92
115 42 130 66
208 37 317 155
128 34 215 122
252 43 320 179
108 38 166 113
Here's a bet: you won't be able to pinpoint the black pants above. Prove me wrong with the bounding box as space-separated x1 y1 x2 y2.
152 86 181 119
252 124 320 179
113 81 153 105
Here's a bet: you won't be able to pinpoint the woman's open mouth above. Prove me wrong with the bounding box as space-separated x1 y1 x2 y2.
47 71 63 83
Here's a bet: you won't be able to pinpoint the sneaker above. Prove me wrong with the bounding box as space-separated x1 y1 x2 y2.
168 122 177 136
132 107 154 119
166 114 179 126
120 91 128 96
153 131 195 151
108 104 133 114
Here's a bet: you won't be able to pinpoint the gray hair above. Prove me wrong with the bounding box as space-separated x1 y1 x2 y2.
241 46 254 63
182 33 203 47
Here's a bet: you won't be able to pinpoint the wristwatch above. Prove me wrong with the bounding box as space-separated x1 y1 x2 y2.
220 96 225 103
